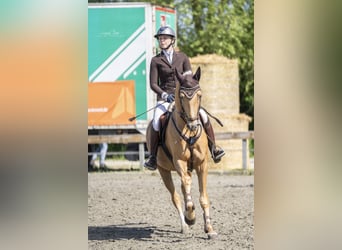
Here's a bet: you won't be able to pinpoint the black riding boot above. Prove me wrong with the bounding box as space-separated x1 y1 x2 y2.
204 120 225 163
144 129 159 170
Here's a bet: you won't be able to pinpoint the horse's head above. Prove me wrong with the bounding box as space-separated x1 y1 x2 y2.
175 67 202 131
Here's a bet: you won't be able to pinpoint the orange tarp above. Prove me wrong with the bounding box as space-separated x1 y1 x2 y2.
88 81 136 126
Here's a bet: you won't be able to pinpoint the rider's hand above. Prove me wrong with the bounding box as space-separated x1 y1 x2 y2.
162 92 175 103
166 94 175 103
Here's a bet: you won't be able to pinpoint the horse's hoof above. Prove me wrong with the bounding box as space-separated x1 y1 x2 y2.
207 231 218 240
185 216 196 226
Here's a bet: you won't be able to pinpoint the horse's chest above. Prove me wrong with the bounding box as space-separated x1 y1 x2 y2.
172 142 205 160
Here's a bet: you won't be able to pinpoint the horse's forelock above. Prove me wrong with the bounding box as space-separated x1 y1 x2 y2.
180 75 199 89
179 76 201 98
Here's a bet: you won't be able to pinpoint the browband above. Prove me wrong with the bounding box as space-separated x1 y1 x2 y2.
180 85 201 99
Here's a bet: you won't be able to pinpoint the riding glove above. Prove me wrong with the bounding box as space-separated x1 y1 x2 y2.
166 94 175 103
162 92 175 103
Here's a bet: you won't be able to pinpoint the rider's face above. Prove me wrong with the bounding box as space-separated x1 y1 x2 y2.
158 35 173 49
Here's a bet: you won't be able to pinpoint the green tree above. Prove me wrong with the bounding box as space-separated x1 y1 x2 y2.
176 0 254 130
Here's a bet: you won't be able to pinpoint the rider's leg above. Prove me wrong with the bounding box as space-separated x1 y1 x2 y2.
200 109 225 163
144 102 168 170
144 128 159 170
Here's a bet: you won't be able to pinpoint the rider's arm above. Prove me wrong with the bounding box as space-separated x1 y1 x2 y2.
150 58 164 97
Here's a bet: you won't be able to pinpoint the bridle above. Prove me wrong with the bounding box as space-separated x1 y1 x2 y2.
178 84 201 126
171 83 203 146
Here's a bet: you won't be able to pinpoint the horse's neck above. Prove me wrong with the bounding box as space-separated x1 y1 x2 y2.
172 109 185 126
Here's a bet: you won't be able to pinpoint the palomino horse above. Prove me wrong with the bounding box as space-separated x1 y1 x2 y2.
146 67 218 239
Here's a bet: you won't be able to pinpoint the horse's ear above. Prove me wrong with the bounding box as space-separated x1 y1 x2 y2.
193 67 201 81
174 68 184 83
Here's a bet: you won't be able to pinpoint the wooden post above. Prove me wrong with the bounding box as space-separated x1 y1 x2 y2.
139 143 145 170
242 139 247 170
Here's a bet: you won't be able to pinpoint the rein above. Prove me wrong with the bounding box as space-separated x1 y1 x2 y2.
171 114 202 146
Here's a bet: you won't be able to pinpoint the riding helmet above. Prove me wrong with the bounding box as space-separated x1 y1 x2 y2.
154 26 176 38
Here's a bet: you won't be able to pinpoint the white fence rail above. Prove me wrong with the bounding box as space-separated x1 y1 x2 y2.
88 131 254 170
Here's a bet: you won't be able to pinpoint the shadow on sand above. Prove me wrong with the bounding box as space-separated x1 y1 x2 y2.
88 223 157 241
88 222 190 241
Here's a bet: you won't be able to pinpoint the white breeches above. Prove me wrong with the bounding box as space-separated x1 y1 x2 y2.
152 101 169 131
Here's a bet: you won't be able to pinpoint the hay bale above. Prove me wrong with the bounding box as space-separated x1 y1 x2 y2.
190 54 252 170
208 114 252 170
190 54 240 116
212 113 252 133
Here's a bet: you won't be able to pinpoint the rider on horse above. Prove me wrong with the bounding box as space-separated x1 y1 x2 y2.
144 26 225 171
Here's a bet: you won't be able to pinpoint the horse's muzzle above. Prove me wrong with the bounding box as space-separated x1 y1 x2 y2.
187 120 200 131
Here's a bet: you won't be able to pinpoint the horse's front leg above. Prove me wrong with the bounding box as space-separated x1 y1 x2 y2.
158 167 189 234
197 166 218 239
181 171 196 226
175 160 196 227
